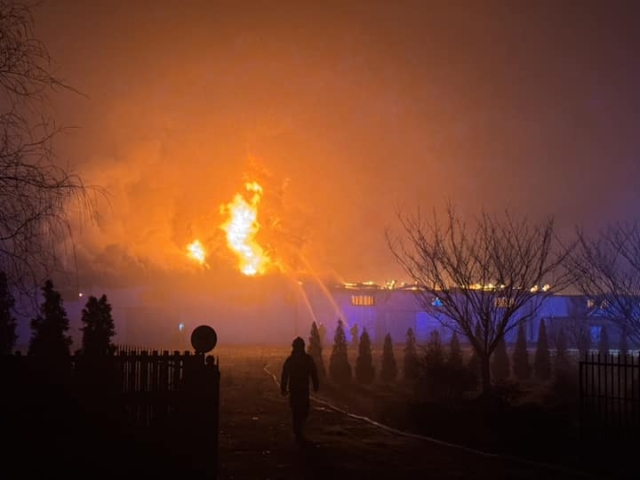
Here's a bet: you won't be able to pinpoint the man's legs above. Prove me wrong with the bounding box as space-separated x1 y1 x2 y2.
290 395 310 443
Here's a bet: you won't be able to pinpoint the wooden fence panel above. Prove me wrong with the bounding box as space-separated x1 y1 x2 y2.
2 347 220 479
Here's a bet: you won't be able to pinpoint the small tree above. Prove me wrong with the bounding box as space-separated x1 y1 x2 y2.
562 297 593 360
620 327 629 356
0 271 17 354
308 321 326 378
403 327 419 381
422 330 445 387
512 322 531 380
380 333 398 383
350 323 359 349
424 330 445 366
447 330 476 397
598 325 610 356
576 326 591 359
355 328 375 384
28 280 71 358
80 294 116 356
467 322 482 380
554 327 571 374
534 319 551 381
419 329 475 399
329 319 352 384
491 337 510 381
448 331 463 368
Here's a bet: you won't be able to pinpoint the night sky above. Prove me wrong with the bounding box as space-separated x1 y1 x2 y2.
34 0 640 289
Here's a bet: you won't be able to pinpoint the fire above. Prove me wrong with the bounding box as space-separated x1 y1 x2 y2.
220 181 270 275
187 239 206 266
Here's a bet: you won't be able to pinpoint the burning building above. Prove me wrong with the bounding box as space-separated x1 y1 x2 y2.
11 277 626 355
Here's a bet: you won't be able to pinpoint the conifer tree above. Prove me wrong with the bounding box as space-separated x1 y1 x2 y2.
0 271 17 354
448 331 463 368
577 326 591 359
512 322 531 380
80 294 116 356
420 330 449 397
598 325 610 356
533 319 551 380
620 328 629 357
554 327 571 374
467 323 482 378
28 280 71 358
425 330 445 366
467 351 480 380
308 321 326 378
403 327 419 381
329 319 352 384
355 328 375 384
443 330 476 397
491 336 510 381
350 323 359 350
380 333 398 383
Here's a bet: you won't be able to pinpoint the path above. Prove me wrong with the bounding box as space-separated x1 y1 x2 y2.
216 349 604 480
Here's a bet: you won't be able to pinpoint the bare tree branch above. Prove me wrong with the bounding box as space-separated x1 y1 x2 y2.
0 1 102 304
386 205 573 394
567 222 640 345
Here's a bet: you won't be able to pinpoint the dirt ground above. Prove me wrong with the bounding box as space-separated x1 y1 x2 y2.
215 345 616 480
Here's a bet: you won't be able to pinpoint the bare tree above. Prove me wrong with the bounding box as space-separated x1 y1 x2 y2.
543 295 592 358
567 222 640 346
387 205 571 395
0 1 96 298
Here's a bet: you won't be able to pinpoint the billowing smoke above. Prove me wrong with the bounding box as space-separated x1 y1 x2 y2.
70 148 323 289
34 0 640 297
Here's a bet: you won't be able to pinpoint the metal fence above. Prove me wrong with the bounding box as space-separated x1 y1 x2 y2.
579 352 640 444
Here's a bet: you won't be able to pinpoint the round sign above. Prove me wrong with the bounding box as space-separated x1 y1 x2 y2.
191 325 218 353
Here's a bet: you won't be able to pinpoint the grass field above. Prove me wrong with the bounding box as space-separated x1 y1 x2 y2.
215 343 636 479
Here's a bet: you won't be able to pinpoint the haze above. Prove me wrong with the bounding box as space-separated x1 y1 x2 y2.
34 0 640 290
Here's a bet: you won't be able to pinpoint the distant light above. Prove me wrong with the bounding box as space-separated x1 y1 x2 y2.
542 284 551 292
78 293 83 297
178 322 185 332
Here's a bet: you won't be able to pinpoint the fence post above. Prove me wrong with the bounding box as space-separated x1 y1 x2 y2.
579 353 584 444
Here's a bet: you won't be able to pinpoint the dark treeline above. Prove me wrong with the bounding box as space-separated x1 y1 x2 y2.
309 318 599 391
1 278 116 357
306 318 638 477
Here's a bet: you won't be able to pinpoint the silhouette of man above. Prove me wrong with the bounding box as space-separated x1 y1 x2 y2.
280 336 319 444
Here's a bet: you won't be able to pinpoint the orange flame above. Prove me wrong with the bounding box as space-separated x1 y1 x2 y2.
220 181 270 275
186 239 207 266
